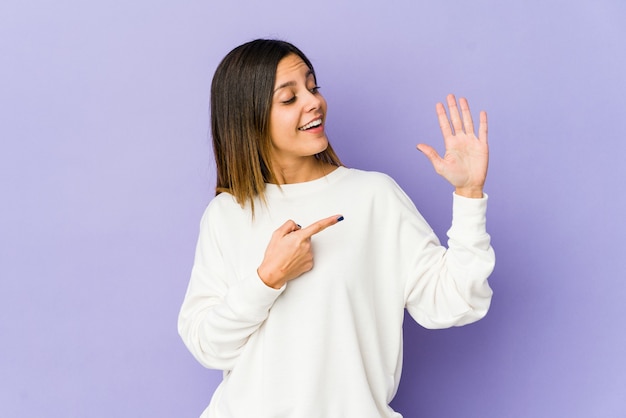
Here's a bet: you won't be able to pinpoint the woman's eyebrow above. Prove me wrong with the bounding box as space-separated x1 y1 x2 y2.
273 81 296 93
273 69 314 93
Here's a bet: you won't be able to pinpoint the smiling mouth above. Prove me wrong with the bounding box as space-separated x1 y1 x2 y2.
298 118 323 131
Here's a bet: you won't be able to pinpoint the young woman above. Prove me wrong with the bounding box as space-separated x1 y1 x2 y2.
178 39 494 418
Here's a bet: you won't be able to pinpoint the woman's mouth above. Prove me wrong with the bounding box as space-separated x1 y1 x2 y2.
298 118 323 131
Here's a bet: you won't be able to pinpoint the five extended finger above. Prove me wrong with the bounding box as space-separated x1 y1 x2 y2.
416 143 444 175
436 102 453 139
479 110 488 143
446 94 464 135
459 97 475 135
300 214 344 239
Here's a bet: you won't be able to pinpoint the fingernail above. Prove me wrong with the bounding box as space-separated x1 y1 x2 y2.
296 224 302 228
337 216 344 222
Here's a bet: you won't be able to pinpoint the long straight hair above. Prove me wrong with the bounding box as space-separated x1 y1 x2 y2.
210 39 342 213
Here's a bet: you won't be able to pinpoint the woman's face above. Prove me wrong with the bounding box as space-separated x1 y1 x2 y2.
268 54 328 170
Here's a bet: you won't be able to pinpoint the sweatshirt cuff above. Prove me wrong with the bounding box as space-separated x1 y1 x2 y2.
451 192 489 235
224 273 285 322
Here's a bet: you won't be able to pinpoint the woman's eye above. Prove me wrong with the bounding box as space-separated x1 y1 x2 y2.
280 86 320 104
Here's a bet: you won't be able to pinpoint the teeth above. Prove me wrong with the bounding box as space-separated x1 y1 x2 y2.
298 119 322 131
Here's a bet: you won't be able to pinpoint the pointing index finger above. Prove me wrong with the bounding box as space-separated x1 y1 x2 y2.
300 215 344 239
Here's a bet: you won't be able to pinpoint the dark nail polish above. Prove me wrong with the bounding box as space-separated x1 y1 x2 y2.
337 216 344 222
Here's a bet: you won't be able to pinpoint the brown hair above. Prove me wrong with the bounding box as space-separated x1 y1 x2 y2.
210 39 342 213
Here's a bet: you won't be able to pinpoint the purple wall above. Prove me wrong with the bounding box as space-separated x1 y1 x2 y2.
1 1 625 417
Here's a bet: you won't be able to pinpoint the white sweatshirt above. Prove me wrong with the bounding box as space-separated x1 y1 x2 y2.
178 166 494 418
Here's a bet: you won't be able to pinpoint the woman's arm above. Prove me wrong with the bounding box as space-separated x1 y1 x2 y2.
403 193 494 328
178 208 342 371
177 209 284 371
405 95 494 326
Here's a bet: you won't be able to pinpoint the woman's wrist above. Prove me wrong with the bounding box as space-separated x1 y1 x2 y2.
257 266 283 289
455 186 484 199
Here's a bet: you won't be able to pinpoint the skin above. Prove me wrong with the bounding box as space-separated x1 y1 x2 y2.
257 56 489 289
417 94 488 199
258 54 341 288
268 53 333 185
257 216 342 289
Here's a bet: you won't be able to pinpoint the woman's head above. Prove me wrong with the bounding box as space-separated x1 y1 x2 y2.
211 39 342 210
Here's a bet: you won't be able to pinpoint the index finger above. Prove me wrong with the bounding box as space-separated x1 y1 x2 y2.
436 102 453 139
299 214 344 239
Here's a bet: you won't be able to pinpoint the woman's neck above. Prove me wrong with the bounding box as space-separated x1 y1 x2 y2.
270 158 336 185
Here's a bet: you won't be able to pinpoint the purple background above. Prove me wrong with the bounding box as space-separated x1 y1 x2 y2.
1 1 625 417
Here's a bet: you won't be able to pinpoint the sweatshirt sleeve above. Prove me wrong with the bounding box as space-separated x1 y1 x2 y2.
177 205 284 370
403 192 495 329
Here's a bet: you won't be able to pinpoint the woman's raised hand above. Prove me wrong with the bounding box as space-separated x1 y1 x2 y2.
257 215 343 289
417 94 489 198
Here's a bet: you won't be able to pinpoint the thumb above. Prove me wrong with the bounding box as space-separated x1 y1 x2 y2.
416 143 442 167
275 220 301 237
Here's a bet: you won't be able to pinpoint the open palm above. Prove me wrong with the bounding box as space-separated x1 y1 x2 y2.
417 94 488 198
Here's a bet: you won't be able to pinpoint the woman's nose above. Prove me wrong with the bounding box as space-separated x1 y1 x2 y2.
304 91 323 112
